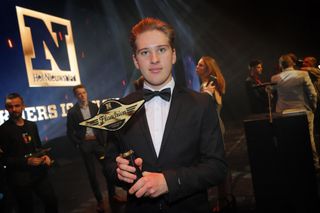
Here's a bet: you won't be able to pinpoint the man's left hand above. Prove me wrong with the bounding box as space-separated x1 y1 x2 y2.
128 172 168 198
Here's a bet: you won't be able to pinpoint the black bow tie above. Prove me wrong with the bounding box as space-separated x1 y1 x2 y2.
143 88 171 102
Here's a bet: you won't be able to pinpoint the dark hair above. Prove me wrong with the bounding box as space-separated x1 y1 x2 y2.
129 17 175 54
5 93 24 107
249 59 263 69
72 84 86 95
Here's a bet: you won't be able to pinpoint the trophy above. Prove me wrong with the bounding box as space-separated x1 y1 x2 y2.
79 98 145 179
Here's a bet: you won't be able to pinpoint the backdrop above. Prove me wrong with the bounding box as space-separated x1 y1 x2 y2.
1 0 319 142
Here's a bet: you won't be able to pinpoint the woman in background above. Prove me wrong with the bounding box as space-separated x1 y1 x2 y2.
196 56 226 135
196 56 235 213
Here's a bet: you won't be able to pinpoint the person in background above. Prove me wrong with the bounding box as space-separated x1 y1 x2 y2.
196 56 236 213
133 75 144 91
0 93 58 213
196 56 226 134
245 59 269 114
67 84 121 213
301 56 320 142
271 54 319 172
104 17 227 213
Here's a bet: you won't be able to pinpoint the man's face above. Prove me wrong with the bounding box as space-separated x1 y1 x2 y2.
303 57 314 67
254 64 263 75
74 88 88 105
6 97 25 120
133 30 176 90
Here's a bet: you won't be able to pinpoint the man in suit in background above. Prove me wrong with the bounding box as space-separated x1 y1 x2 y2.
271 54 319 172
104 17 227 213
245 59 269 114
67 85 119 212
0 93 57 213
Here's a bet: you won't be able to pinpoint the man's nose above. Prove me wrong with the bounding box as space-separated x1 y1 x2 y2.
150 52 159 63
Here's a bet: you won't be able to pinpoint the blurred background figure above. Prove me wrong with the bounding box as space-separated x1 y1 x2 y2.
196 56 236 213
0 93 58 213
67 85 120 213
133 76 144 91
271 54 319 172
245 59 269 114
301 56 320 143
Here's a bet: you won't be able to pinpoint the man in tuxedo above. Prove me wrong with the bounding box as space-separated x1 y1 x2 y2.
104 17 227 213
67 85 118 212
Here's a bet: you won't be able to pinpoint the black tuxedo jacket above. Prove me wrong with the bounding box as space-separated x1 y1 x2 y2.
105 85 227 213
67 102 106 146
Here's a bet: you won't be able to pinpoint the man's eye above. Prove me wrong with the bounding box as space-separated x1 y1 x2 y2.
139 50 149 56
158 47 167 54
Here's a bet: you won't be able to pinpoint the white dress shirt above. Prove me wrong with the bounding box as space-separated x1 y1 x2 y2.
144 78 175 157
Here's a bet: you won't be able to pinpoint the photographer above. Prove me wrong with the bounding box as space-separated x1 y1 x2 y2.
0 93 58 213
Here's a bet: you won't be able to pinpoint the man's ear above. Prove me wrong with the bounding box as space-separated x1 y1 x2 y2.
172 48 177 65
132 54 140 70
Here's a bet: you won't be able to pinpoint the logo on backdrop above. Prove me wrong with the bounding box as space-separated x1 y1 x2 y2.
16 6 81 87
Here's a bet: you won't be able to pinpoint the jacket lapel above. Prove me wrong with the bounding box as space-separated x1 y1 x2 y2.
158 86 183 158
128 91 158 160
75 103 84 121
139 107 159 160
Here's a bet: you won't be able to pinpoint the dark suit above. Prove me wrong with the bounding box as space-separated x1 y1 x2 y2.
105 85 227 213
67 102 115 202
0 119 57 213
245 76 269 114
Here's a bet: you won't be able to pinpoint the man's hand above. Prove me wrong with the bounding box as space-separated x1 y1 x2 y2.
27 155 53 166
27 157 45 166
116 156 142 183
201 83 216 96
41 155 53 166
129 172 169 198
116 155 169 198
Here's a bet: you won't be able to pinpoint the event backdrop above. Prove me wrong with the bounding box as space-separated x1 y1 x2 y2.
1 0 318 142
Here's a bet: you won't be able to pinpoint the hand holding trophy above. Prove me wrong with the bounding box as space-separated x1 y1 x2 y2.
79 98 145 180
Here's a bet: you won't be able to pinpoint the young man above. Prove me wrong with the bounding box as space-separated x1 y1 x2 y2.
245 59 269 114
104 17 227 213
0 93 58 213
66 85 119 212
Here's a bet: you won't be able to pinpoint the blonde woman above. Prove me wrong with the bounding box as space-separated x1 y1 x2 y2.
196 56 226 135
196 56 235 213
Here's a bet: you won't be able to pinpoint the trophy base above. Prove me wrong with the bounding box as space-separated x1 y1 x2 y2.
121 150 134 158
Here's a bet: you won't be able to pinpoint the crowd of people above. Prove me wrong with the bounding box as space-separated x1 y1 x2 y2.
246 54 320 173
0 16 319 213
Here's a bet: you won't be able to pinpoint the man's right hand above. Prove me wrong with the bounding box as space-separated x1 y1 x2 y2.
27 157 45 166
116 155 142 183
27 155 53 167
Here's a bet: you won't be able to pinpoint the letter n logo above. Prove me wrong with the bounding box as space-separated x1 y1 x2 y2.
16 6 81 87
